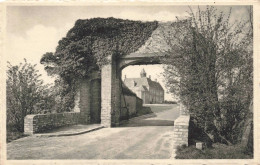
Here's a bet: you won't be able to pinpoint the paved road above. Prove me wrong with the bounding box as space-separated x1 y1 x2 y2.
7 104 179 159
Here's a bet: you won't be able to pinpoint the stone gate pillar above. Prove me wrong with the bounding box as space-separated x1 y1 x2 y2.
101 55 121 127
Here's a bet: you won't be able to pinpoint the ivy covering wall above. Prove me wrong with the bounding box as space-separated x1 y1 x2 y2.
41 17 158 79
40 17 158 112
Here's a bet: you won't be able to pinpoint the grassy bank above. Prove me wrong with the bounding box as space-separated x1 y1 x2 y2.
176 143 253 159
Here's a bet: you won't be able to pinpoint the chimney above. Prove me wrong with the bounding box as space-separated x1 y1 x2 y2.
155 78 157 82
124 75 127 80
149 75 151 79
140 68 146 78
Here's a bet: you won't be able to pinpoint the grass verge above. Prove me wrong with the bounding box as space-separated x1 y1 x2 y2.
176 143 253 159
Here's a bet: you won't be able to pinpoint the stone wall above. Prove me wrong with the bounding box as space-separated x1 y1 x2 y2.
172 115 190 147
172 103 190 149
101 55 123 127
73 75 102 124
79 79 91 124
136 97 143 113
125 95 137 117
120 95 143 120
24 112 82 135
90 79 101 123
101 61 113 127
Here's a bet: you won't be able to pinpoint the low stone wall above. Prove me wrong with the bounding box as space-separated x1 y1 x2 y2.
173 115 190 147
136 97 143 113
120 95 143 120
125 95 137 117
24 112 82 135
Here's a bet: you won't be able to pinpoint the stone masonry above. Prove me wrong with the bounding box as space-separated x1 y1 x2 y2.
24 112 81 135
24 54 144 133
79 78 91 124
172 115 190 147
23 20 188 133
90 79 101 123
101 59 112 127
171 104 190 158
24 43 171 132
120 95 143 120
72 70 102 124
101 55 122 127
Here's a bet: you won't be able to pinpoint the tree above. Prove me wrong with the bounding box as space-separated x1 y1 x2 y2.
6 59 53 132
162 6 253 144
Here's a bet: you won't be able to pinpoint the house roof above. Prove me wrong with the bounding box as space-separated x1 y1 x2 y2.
139 85 149 91
147 78 164 91
124 77 164 91
121 83 137 96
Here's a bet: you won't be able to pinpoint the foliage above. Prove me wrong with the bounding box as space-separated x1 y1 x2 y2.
175 143 253 159
40 18 158 112
48 78 77 113
162 6 253 144
6 59 54 132
6 126 28 143
41 17 158 80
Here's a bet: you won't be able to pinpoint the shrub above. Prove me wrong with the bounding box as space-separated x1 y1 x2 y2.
6 59 54 132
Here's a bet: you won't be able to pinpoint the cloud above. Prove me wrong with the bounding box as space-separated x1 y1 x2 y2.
6 23 73 84
116 10 189 22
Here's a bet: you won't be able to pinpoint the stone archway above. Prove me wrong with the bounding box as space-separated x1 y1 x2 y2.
75 51 184 127
74 21 187 127
100 52 164 127
24 18 189 140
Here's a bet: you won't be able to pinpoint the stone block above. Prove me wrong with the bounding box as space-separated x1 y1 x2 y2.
172 115 190 148
196 142 205 150
24 112 81 134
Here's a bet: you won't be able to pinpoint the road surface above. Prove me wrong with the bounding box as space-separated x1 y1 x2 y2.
7 104 180 159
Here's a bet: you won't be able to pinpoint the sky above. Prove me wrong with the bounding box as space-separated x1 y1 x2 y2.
6 5 250 101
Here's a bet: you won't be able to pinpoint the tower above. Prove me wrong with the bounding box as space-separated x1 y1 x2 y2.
140 68 146 78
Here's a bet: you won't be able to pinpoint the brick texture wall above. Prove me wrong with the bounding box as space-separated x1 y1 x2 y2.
24 112 82 135
101 55 122 127
101 63 112 127
172 115 190 148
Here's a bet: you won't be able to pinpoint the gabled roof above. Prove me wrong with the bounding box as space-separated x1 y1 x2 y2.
124 77 164 91
139 85 149 91
124 77 149 88
147 78 164 91
121 83 136 96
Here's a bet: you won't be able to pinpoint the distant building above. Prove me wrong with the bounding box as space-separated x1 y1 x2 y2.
124 69 164 104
